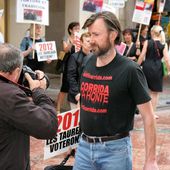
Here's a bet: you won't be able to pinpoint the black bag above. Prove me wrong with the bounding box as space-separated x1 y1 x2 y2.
44 150 75 170
55 59 64 74
55 52 70 74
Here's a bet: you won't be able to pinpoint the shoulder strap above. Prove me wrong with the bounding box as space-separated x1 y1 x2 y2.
125 42 133 57
153 40 161 58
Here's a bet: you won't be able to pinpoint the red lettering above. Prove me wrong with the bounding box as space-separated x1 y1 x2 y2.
73 110 79 127
47 43 53 51
57 115 62 133
63 112 72 130
39 44 43 51
43 44 47 51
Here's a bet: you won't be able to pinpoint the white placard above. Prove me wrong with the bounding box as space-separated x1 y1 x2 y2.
102 3 117 14
16 0 49 25
44 109 80 160
107 0 125 8
36 41 57 61
132 0 155 25
158 0 166 13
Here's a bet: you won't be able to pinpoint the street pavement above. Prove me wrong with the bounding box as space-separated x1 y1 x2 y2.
30 74 170 170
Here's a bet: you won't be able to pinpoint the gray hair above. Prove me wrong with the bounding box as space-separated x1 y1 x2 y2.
82 11 122 45
0 43 23 73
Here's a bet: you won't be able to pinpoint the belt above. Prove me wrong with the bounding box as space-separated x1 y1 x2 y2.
82 132 129 143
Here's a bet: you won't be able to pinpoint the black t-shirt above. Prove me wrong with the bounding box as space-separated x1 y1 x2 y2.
80 53 150 136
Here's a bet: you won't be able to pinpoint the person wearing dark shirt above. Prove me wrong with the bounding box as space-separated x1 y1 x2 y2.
67 32 92 109
123 28 138 61
56 22 80 113
135 24 149 55
72 11 159 170
138 25 170 118
0 43 58 170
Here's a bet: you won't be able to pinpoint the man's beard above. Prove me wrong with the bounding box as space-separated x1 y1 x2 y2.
91 38 112 58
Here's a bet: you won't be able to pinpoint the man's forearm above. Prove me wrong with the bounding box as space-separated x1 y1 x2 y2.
143 116 157 162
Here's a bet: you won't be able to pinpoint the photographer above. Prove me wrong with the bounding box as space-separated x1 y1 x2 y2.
0 43 58 170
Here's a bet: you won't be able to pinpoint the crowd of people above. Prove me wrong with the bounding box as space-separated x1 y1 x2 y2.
1 10 170 170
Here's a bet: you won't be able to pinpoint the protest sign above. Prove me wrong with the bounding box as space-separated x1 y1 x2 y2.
16 0 49 25
44 109 80 160
157 0 166 13
106 0 125 8
132 0 155 25
102 3 117 14
36 41 57 61
74 32 81 53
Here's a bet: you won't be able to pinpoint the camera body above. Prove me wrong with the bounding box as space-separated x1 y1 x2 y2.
18 65 50 89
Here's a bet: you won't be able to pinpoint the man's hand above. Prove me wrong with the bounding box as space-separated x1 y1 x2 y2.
25 70 47 90
75 93 80 108
75 93 80 102
46 58 52 64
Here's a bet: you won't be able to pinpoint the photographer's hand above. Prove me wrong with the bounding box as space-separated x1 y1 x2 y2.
25 70 46 90
35 70 47 89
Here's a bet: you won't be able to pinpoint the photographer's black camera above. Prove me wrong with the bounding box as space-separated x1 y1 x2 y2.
18 65 50 89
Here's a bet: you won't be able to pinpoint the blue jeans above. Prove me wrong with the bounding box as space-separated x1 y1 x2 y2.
73 136 132 170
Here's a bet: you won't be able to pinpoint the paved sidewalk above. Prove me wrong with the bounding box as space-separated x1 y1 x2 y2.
30 74 170 170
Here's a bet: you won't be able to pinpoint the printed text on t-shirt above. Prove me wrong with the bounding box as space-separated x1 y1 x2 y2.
81 82 109 104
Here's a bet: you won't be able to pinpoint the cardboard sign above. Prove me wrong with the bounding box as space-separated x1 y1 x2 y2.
16 0 49 25
132 0 155 25
74 32 81 53
107 0 125 8
157 0 166 13
36 41 57 61
44 109 80 160
102 3 117 14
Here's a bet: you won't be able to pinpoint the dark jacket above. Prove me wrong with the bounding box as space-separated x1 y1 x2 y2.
67 49 92 104
0 75 58 170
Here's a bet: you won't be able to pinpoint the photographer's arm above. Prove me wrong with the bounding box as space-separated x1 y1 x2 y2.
8 71 58 139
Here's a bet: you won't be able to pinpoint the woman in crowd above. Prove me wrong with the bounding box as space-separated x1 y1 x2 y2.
56 22 80 113
135 24 150 57
123 28 138 61
137 25 170 118
67 32 92 110
20 24 50 71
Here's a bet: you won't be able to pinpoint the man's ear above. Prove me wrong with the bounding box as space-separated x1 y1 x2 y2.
10 67 21 82
110 31 118 43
